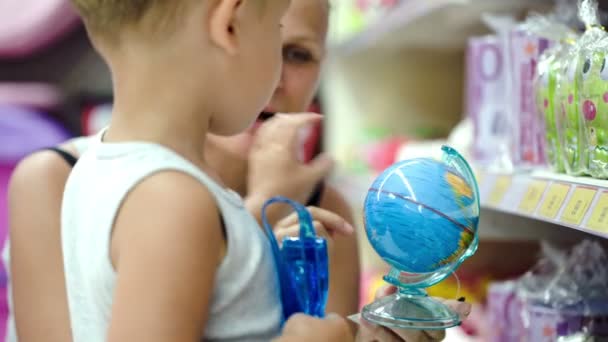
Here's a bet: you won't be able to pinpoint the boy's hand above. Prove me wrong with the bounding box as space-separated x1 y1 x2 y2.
246 113 334 224
274 313 354 342
273 206 354 258
357 286 472 342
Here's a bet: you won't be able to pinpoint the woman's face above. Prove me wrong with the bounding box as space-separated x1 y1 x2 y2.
207 0 328 160
266 0 328 114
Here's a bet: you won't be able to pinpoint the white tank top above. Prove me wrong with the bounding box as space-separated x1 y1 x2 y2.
2 136 94 342
4 135 282 341
62 137 281 341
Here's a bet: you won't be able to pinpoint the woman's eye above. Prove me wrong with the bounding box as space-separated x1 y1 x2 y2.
283 46 314 64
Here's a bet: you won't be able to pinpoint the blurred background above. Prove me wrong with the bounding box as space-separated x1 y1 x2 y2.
3 0 608 341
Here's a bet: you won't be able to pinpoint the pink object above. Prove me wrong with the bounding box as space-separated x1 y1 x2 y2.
603 92 608 103
509 29 552 167
583 100 597 121
487 281 525 342
0 83 62 110
0 0 80 58
365 137 405 173
466 35 511 165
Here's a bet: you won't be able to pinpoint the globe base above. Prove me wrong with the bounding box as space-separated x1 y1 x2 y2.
361 292 460 330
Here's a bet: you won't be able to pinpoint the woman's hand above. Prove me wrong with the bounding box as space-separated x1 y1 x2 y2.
357 286 472 342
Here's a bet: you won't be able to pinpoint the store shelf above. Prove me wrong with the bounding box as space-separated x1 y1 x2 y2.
477 169 608 239
331 166 608 241
331 0 552 56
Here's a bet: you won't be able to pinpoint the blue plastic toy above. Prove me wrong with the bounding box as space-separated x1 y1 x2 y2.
262 197 329 323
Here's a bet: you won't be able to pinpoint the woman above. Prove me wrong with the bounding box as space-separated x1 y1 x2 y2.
204 0 360 318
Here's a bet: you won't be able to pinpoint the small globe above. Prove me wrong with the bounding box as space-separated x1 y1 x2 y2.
363 150 479 288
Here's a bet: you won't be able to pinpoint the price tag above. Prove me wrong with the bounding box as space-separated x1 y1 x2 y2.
587 191 608 233
488 176 511 206
518 180 548 214
538 183 570 219
560 187 597 225
473 168 484 187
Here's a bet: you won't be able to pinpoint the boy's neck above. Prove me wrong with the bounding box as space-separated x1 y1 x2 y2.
103 51 211 165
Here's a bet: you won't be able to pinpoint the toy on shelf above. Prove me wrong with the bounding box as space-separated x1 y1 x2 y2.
487 241 608 342
0 0 79 58
578 0 608 178
509 29 552 167
466 35 514 171
360 146 479 329
527 14 578 173
557 44 587 176
536 41 576 174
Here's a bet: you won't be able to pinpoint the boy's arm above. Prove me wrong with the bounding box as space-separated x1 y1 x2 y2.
319 185 360 318
108 171 225 342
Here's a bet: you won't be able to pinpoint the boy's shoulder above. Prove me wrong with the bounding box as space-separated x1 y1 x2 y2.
68 141 226 211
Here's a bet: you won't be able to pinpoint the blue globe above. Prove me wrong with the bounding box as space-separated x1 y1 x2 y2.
363 156 479 287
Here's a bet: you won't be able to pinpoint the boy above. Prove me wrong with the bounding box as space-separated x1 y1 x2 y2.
61 0 351 340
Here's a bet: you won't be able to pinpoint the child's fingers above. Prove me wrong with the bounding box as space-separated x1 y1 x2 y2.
276 207 354 236
275 221 332 246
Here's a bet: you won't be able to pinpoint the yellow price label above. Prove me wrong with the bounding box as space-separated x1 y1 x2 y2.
473 169 484 187
488 176 511 206
560 187 597 225
538 183 570 219
518 180 548 214
587 191 608 233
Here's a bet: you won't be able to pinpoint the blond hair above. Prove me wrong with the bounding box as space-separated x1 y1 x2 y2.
71 0 193 43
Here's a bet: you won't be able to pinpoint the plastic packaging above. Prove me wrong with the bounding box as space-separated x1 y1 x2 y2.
577 0 608 178
488 241 608 341
518 241 608 341
525 14 578 172
261 197 329 323
466 34 514 171
487 281 525 342
509 29 552 167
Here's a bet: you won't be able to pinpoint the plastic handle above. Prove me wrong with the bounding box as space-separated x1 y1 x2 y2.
261 197 329 323
441 145 481 214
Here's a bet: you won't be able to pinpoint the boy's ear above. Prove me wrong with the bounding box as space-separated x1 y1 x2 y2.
209 0 243 55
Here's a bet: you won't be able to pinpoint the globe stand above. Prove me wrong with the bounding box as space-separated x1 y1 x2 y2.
361 267 461 330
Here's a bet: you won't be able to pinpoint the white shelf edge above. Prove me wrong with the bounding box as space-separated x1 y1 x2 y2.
477 169 608 240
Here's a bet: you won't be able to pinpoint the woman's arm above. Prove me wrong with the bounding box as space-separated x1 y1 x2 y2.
319 185 360 317
8 151 75 341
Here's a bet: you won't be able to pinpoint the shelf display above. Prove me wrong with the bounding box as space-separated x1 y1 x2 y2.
477 168 608 237
487 240 608 341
